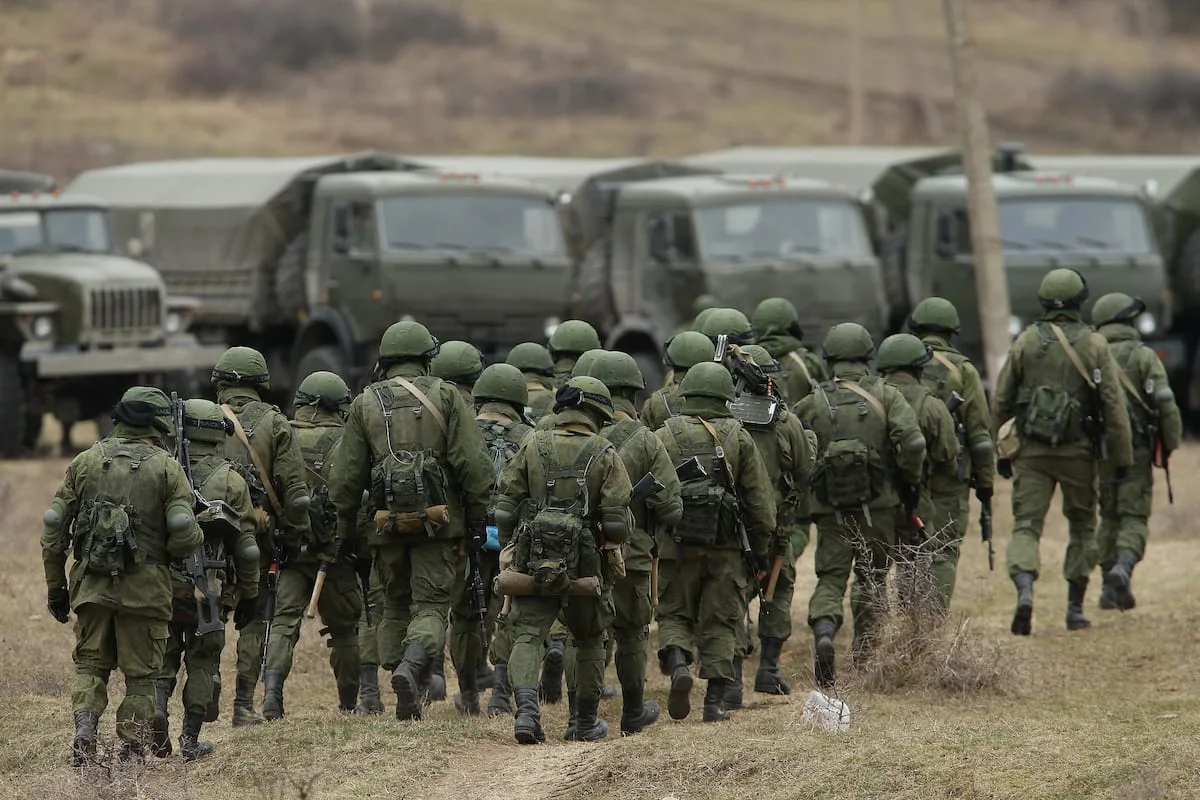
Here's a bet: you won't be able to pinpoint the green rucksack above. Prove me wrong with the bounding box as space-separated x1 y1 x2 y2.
74 441 162 578
811 379 889 511
479 418 532 551
296 424 344 548
662 416 737 547
1015 323 1091 446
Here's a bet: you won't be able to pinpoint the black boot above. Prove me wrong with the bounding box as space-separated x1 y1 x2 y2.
1066 579 1092 631
663 646 693 721
338 682 359 714
71 709 97 768
754 637 792 695
232 675 264 727
1105 553 1137 611
562 690 579 740
723 657 744 710
356 664 384 715
453 664 481 717
476 662 495 692
813 619 837 689
1098 571 1119 611
1011 572 1034 636
204 673 220 723
487 664 513 717
262 670 285 721
151 681 172 758
702 678 730 722
425 648 446 703
572 692 609 741
513 686 545 745
539 637 565 704
392 642 431 721
178 710 214 762
618 683 659 735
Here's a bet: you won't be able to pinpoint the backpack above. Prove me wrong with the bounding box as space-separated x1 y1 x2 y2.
1015 323 1091 446
662 416 737 547
296 424 344 548
222 401 281 533
479 418 531 552
73 441 162 578
811 378 889 511
514 432 606 593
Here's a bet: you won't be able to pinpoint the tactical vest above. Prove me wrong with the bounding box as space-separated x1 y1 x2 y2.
169 453 235 596
478 417 532 551
661 416 739 547
294 422 345 548
222 401 277 516
810 377 890 511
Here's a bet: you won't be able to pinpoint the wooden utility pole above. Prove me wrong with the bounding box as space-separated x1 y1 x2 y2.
943 0 1010 386
848 0 865 144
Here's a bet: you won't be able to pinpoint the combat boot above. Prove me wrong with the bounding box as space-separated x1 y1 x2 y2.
453 665 481 716
204 674 220 723
1105 553 1137 611
663 646 693 721
1011 572 1034 636
1098 578 1119 611
618 683 659 736
723 657 744 710
231 675 265 727
71 709 97 768
150 681 172 758
356 664 384 715
391 641 431 721
600 684 618 700
813 619 837 689
425 648 447 703
476 662 495 692
562 690 579 740
1066 579 1092 631
754 637 792 695
513 686 546 745
539 637 565 704
572 693 609 741
702 678 730 723
178 710 214 762
338 682 359 715
262 670 285 721
487 664 513 717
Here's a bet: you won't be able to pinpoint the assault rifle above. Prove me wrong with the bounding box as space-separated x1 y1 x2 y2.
260 548 279 682
631 471 667 607
466 526 490 648
980 495 995 571
705 447 768 605
945 391 968 483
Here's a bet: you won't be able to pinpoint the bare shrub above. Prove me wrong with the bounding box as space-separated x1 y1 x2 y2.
1047 66 1200 129
492 48 645 118
366 0 498 61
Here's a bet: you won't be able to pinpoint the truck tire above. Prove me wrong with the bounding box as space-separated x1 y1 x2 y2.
633 351 665 407
295 345 350 387
275 233 309 320
0 354 27 458
163 369 202 402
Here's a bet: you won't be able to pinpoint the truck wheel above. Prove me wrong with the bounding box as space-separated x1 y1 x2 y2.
275 233 309 320
163 369 202 401
295 345 349 386
633 351 665 407
22 412 43 449
0 354 27 458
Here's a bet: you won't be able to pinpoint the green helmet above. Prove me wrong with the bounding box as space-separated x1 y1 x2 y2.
665 331 716 370
294 370 352 414
112 385 173 436
678 361 736 402
548 320 602 358
570 348 606 378
695 307 755 345
740 344 781 374
506 342 555 377
692 307 718 331
183 398 232 443
473 363 528 408
430 340 484 385
1091 292 1146 327
554 375 614 422
822 323 876 362
752 297 803 340
692 294 720 318
908 297 961 335
875 333 933 372
590 351 645 391
379 320 440 361
1038 268 1088 310
211 346 270 389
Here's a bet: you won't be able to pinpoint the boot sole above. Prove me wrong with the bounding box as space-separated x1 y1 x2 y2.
620 705 660 735
1066 618 1092 631
754 673 791 695
392 668 422 721
667 671 693 720
1011 601 1033 636
514 725 544 745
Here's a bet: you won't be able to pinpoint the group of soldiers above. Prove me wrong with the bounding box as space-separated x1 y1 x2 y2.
40 266 1180 761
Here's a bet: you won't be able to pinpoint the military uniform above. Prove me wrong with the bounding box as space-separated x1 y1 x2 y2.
795 324 925 687
640 331 716 432
496 377 633 743
42 387 204 764
328 321 492 721
355 560 387 714
506 342 557 422
993 270 1133 635
548 320 603 387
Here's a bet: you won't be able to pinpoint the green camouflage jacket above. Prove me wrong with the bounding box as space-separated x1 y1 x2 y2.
918 333 996 490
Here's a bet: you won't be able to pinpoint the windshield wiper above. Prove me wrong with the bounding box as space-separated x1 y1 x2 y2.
1032 239 1071 251
388 241 428 250
1075 236 1112 249
1000 238 1030 251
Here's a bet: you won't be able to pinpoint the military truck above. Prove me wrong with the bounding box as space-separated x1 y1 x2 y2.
0 189 224 456
1 170 57 194
69 153 573 399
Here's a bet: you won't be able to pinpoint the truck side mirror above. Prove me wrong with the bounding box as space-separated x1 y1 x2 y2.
332 206 350 254
648 216 670 264
935 211 956 259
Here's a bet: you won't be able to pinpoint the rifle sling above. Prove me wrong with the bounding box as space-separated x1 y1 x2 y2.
391 376 449 437
836 378 887 420
1047 323 1096 389
1113 363 1153 414
221 403 284 519
930 350 961 380
786 351 813 385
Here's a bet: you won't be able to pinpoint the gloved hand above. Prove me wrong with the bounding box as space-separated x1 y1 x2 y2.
47 586 70 624
997 459 1014 480
1114 465 1131 485
334 538 358 566
233 597 258 631
975 486 994 503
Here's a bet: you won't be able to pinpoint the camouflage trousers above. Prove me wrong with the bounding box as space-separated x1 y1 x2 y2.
234 568 271 683
657 548 747 682
448 547 501 684
372 539 457 669
1098 452 1155 567
508 591 614 698
807 506 899 643
358 560 386 666
159 598 225 717
1006 455 1098 582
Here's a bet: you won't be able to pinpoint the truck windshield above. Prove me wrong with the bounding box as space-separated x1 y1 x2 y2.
694 199 872 261
0 208 111 254
997 198 1153 253
378 194 566 258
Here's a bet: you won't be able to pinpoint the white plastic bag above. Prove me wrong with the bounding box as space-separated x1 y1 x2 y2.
802 690 850 732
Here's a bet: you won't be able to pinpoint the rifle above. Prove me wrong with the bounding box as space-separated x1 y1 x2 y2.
1152 427 1174 505
171 392 224 637
466 528 490 649
945 391 968 483
707 442 767 605
1087 368 1109 461
360 557 374 626
631 471 667 607
980 495 995 571
305 540 338 620
260 547 279 683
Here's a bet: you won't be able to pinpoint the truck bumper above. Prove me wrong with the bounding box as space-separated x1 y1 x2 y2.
22 338 227 379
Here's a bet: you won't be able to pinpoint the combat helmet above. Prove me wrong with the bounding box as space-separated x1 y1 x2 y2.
379 320 441 362
678 361 736 403
548 320 602 359
821 322 876 363
752 297 804 340
294 371 352 414
740 344 782 374
506 342 555 377
695 307 755 345
664 331 717 370
554 375 614 422
908 297 961 335
875 333 933 373
571 349 607 379
1091 292 1146 328
473 363 529 409
211 346 270 389
183 398 234 443
112 385 174 437
1038 268 1088 310
691 294 720 319
590 351 645 392
431 340 484 386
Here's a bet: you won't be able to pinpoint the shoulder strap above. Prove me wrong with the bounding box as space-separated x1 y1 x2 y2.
1113 359 1153 413
786 351 814 385
836 378 887 420
1048 323 1096 388
930 350 961 380
391 376 449 436
221 403 283 517
696 416 730 453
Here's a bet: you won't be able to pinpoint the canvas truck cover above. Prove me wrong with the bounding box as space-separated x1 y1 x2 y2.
67 152 407 329
0 170 56 194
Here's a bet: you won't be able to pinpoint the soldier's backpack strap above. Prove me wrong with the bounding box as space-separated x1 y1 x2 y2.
1113 361 1153 414
391 376 449 437
835 378 887 420
930 351 961 381
220 403 284 518
603 418 641 453
1047 323 1097 389
786 351 816 388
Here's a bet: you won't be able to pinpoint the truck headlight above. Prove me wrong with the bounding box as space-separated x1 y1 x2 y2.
544 316 561 340
164 310 183 334
31 315 54 340
1008 315 1023 338
1137 313 1157 336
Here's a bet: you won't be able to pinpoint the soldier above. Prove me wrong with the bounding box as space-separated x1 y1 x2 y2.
875 334 960 611
42 387 204 765
752 297 828 405
641 332 716 432
328 321 492 720
679 293 720 333
548 320 603 386
655 363 777 722
1090 293 1181 611
535 349 608 432
211 346 311 726
908 297 996 607
495 377 633 743
795 323 925 687
994 269 1133 635
262 372 365 718
155 399 260 761
432 340 485 402
588 351 683 734
694 307 756 346
506 342 557 421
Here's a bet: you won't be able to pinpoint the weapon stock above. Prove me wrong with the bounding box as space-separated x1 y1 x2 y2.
172 392 224 636
980 497 995 571
260 549 279 682
1154 433 1174 505
467 531 490 648
945 391 968 482
711 445 767 605
631 471 666 609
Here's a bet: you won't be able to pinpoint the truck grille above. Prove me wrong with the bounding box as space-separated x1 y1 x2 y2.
90 288 162 335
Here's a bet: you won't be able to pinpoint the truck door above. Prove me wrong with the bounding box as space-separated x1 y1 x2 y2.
639 208 700 328
324 199 390 342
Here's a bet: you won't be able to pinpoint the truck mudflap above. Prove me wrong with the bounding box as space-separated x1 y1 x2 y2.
1145 336 1187 376
22 338 227 378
